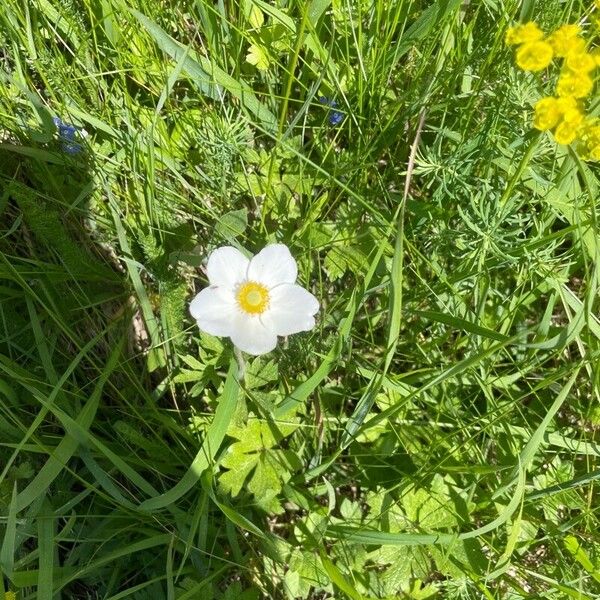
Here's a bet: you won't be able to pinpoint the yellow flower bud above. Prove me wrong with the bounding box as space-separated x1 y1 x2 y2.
565 52 596 73
562 108 584 126
589 145 600 160
505 22 544 45
554 120 579 145
556 96 578 112
533 97 562 130
576 118 600 159
516 41 554 71
591 50 600 66
549 24 584 57
579 119 600 143
589 126 600 146
556 71 594 98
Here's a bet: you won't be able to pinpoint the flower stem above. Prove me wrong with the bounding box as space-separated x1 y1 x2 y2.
233 345 246 382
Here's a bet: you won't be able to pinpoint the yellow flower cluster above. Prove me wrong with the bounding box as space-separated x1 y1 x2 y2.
506 21 600 158
578 118 600 160
505 22 553 70
533 97 583 144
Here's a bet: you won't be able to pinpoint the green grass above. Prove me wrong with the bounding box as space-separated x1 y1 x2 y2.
1 0 600 598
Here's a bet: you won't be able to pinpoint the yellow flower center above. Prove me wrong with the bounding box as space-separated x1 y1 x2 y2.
236 281 270 315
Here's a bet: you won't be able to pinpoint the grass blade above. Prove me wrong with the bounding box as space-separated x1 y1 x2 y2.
129 9 278 132
138 359 239 511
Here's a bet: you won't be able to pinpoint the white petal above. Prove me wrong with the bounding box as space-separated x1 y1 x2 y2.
206 246 249 288
230 313 278 356
265 284 319 336
247 244 297 288
189 286 236 337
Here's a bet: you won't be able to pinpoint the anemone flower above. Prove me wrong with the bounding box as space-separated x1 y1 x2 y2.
190 244 319 355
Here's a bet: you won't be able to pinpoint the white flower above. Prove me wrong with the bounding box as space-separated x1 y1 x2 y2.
190 244 319 355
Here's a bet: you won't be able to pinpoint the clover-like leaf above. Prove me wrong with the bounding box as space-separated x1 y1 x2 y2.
246 44 270 70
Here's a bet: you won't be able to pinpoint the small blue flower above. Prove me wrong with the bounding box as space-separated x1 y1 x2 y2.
318 97 344 126
63 142 83 154
328 111 344 126
53 117 86 153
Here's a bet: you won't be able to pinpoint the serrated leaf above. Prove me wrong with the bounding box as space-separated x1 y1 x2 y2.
173 369 204 384
11 462 34 480
220 451 259 497
247 451 283 499
369 545 430 591
532 456 585 522
249 390 277 411
401 474 459 530
246 44 270 70
287 549 330 598
323 245 366 280
323 246 348 280
339 498 362 521
245 357 278 390
218 419 299 510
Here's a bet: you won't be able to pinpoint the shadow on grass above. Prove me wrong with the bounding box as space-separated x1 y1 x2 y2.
0 112 127 359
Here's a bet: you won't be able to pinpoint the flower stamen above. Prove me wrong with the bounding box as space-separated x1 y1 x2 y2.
236 281 270 315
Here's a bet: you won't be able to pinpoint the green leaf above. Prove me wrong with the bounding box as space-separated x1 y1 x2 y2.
219 419 299 511
323 245 366 281
327 466 527 546
246 451 285 503
395 0 462 59
138 359 239 511
0 484 17 578
12 338 122 512
286 550 330 598
531 457 586 522
519 0 536 22
320 551 366 600
563 536 600 584
37 499 55 600
416 310 509 342
277 232 392 435
215 208 248 242
247 4 264 29
245 357 278 390
219 450 258 497
251 0 295 31
307 0 332 23
246 44 270 70
401 475 460 530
